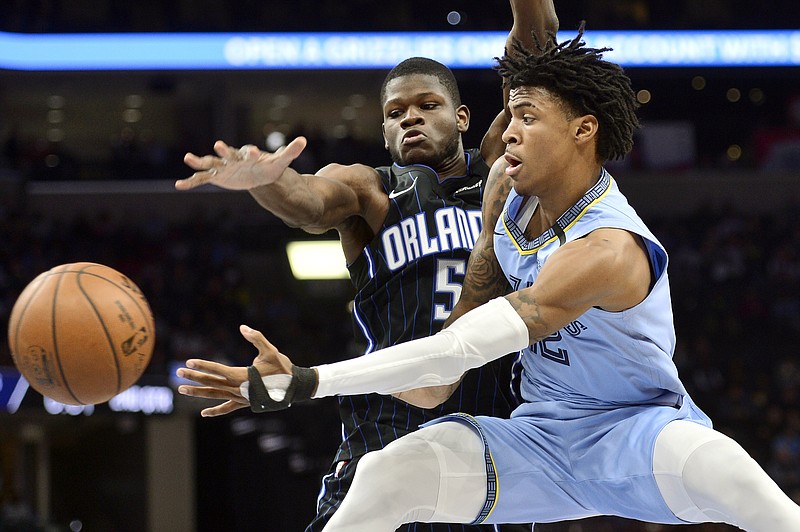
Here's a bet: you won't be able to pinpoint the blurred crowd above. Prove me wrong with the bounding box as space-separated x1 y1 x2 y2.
0 199 357 379
1 0 799 32
3 98 800 184
0 123 389 184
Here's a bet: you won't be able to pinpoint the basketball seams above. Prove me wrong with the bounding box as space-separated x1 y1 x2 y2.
50 269 83 405
76 266 125 397
80 264 156 380
81 265 155 329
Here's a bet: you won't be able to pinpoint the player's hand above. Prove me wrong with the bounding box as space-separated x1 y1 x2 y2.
176 136 307 191
176 325 294 417
176 357 250 417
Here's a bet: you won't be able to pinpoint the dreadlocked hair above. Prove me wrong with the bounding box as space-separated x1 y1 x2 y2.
495 22 640 162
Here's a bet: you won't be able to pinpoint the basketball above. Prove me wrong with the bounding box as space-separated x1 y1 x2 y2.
7 262 156 406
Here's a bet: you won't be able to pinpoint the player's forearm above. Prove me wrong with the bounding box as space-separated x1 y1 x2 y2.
248 170 327 231
509 0 559 51
312 298 529 399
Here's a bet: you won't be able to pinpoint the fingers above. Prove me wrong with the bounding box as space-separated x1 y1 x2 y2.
273 136 307 166
213 140 237 158
176 152 224 190
238 144 261 160
179 359 247 384
183 152 224 171
177 367 230 388
177 136 307 191
239 324 277 352
174 171 212 190
185 358 240 375
177 358 251 417
177 383 239 401
176 385 249 417
201 400 249 417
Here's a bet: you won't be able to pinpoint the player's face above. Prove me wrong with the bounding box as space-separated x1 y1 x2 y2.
501 86 589 197
381 74 468 168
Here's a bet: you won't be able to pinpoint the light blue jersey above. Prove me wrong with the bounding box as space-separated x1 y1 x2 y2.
431 169 712 526
497 168 685 409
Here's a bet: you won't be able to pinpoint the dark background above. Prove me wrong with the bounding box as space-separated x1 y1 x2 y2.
1 2 800 531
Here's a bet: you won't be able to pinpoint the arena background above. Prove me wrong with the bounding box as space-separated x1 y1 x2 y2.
1 1 800 531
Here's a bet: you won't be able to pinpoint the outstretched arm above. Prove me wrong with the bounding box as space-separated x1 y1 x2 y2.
178 211 653 416
177 138 388 258
316 226 650 397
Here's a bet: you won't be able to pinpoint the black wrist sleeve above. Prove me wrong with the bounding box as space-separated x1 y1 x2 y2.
247 365 317 413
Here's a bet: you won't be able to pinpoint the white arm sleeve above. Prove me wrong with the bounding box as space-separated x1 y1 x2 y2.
313 297 530 399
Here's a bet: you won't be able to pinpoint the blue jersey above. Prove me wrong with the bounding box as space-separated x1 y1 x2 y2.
431 168 712 526
495 168 688 409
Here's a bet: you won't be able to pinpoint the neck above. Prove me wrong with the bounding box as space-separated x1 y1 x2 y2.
434 147 468 181
534 163 603 232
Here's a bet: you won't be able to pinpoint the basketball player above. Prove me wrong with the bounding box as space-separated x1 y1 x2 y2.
177 27 800 531
176 2 558 530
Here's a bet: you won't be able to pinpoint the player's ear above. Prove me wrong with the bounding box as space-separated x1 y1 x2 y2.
381 122 389 150
456 104 470 133
574 114 598 146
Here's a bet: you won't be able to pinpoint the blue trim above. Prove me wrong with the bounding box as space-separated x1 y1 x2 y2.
645 239 668 280
352 298 375 354
427 413 498 525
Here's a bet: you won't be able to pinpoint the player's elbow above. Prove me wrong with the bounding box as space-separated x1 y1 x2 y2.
545 11 559 35
393 382 460 409
541 1 559 35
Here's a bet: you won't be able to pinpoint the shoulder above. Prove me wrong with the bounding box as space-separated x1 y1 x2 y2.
549 229 647 286
580 227 643 253
316 162 384 187
539 228 651 312
464 148 490 179
315 162 389 203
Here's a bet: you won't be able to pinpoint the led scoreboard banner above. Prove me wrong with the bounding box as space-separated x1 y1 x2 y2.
0 366 174 415
1 30 799 70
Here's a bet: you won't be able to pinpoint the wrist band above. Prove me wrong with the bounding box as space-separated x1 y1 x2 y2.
247 365 317 413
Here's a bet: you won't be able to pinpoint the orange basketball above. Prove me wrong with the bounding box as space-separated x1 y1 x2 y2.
7 262 155 405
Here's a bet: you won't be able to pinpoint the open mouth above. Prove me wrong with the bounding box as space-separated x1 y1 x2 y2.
504 153 522 176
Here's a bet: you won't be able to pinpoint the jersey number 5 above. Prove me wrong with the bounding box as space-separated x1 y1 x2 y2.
433 258 466 320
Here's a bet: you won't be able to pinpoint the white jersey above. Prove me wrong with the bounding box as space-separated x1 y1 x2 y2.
494 168 687 408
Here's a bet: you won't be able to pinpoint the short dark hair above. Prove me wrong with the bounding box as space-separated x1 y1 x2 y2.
495 23 640 162
380 57 462 107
